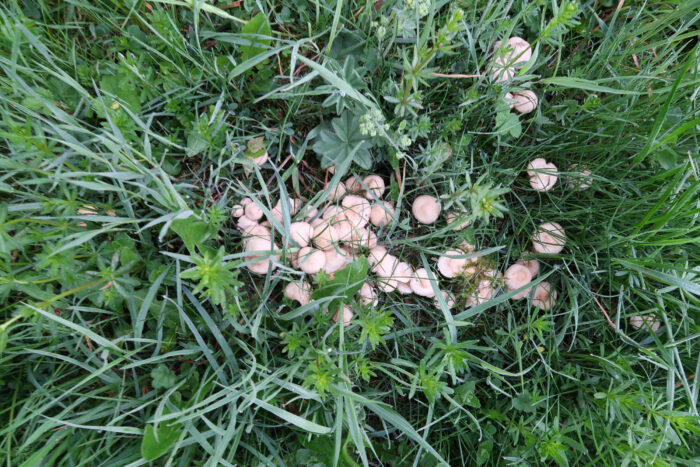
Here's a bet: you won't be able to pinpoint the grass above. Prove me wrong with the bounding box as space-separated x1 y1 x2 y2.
1 0 699 465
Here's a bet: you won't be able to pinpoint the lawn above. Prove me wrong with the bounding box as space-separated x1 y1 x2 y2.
1 0 699 465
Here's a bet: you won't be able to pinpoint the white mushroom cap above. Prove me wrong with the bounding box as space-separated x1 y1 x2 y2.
370 202 396 228
527 159 558 192
232 204 244 218
237 215 259 233
323 247 351 274
341 195 371 228
244 237 278 274
345 175 363 193
446 211 470 230
433 290 455 309
490 64 515 83
241 197 253 206
347 227 377 250
505 264 533 299
410 268 436 297
329 182 347 201
394 262 414 284
289 222 314 248
322 205 345 221
496 36 532 68
532 222 566 255
372 253 399 278
516 255 540 278
333 304 354 326
242 224 272 245
396 281 413 294
244 202 264 221
368 246 388 267
412 195 440 224
512 90 538 114
630 315 661 331
298 247 326 274
474 279 496 304
532 282 556 310
312 222 339 250
331 219 354 242
362 175 385 200
310 216 325 229
303 206 319 221
358 283 378 306
437 250 469 278
376 276 399 293
568 165 593 190
284 281 311 306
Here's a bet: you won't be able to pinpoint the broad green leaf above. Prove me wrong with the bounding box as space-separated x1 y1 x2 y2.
151 364 177 389
141 423 181 461
311 257 368 313
240 13 271 63
312 111 375 170
171 219 213 253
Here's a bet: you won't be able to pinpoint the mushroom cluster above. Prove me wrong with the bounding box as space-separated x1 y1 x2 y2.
490 37 540 115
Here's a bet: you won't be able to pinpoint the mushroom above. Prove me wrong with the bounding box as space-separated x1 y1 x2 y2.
345 175 363 193
504 264 533 299
490 64 515 83
376 276 399 293
244 202 264 221
433 290 455 309
323 247 351 274
297 247 326 274
396 281 413 294
271 197 301 223
241 197 253 206
474 279 496 304
410 268 436 297
512 90 538 114
568 165 593 190
532 282 556 310
237 215 258 233
394 262 414 284
527 159 558 192
341 195 371 228
437 250 469 278
242 224 272 244
312 222 340 250
303 206 319 222
284 281 311 306
331 219 354 242
495 36 532 68
358 283 378 306
372 253 399 278
232 204 245 218
333 305 354 326
532 222 566 255
370 202 396 228
368 246 388 268
244 237 278 274
289 222 314 248
412 195 440 224
446 211 470 230
629 315 661 332
516 254 540 278
329 182 347 201
347 227 377 250
362 175 385 200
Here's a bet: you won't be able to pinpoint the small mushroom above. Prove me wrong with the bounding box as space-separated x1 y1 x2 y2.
532 222 566 255
341 195 371 228
244 237 278 274
312 222 340 250
333 305 354 326
394 262 414 284
329 182 347 201
516 254 540 278
412 195 440 224
237 215 258 233
490 64 515 83
362 175 385 200
232 204 245 218
568 164 593 190
495 37 532 68
242 224 272 244
629 315 661 332
289 222 314 248
358 283 378 306
505 264 533 299
433 290 455 309
410 268 436 297
284 281 311 306
474 279 496 304
532 282 556 310
298 247 326 274
512 90 538 114
437 250 469 278
396 281 413 294
368 246 388 267
527 158 558 192
244 202 264 221
347 227 377 250
370 202 396 228
303 206 320 222
345 175 363 193
324 247 351 274
241 197 253 206
446 211 470 230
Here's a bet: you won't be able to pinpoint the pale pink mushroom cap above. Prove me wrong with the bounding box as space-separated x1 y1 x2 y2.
412 195 441 224
433 290 455 309
298 247 326 274
370 202 396 228
244 202 264 221
532 222 566 254
252 151 268 166
323 247 351 274
312 222 340 250
303 206 319 222
474 279 496 304
358 283 378 306
362 175 386 200
446 211 470 230
289 222 313 248
630 315 661 331
532 282 557 310
527 158 549 178
341 195 371 228
396 281 413 294
371 253 399 278
241 197 253 206
568 165 593 190
333 305 354 326
410 268 436 297
505 264 533 299
512 90 538 114
232 204 244 218
345 175 363 193
516 256 540 278
242 224 272 245
237 215 258 234
368 246 388 268
284 281 311 306
528 160 558 192
394 262 414 284
437 250 469 278
329 182 347 201
244 237 278 274
499 36 532 67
